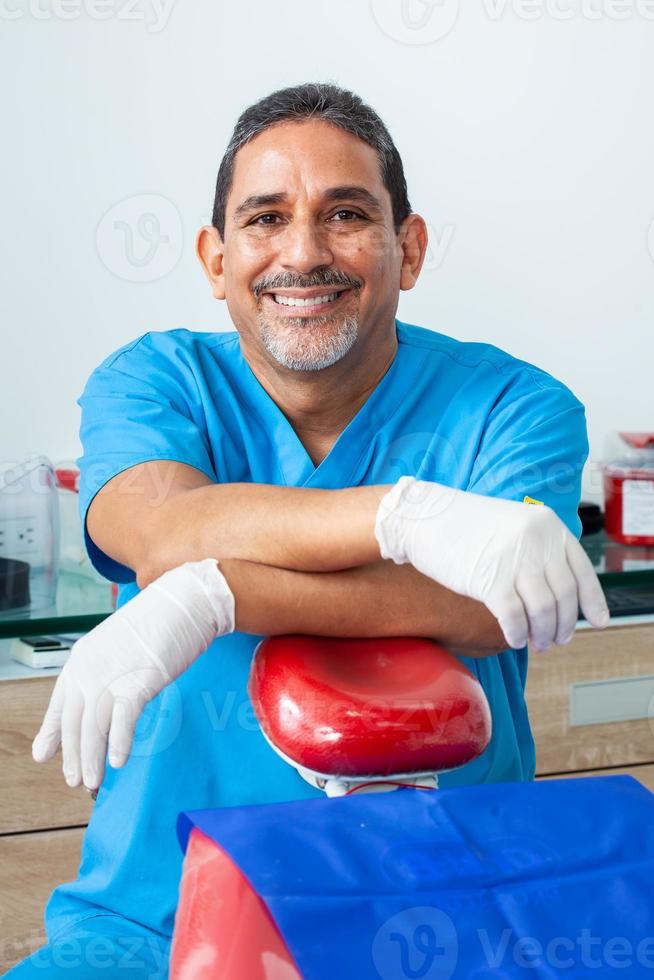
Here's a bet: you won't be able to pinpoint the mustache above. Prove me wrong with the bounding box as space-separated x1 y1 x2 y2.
252 269 362 298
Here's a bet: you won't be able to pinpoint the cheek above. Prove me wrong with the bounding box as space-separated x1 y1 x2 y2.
357 246 396 286
224 241 272 290
336 228 396 272
239 235 276 259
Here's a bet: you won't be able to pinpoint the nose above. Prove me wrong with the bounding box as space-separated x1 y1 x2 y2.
276 216 334 275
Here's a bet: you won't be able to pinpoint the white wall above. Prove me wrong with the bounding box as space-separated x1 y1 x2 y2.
3 0 654 503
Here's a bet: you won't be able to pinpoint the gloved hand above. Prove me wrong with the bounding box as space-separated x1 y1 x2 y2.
32 558 235 791
375 476 609 651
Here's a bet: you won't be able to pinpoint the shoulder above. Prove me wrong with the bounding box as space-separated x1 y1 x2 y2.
396 319 583 409
80 328 241 408
98 327 240 371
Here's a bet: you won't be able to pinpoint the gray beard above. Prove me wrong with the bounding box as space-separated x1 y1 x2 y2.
258 310 359 372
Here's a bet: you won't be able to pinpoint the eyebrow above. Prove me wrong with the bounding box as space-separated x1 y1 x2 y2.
232 185 384 221
233 192 287 220
322 186 384 211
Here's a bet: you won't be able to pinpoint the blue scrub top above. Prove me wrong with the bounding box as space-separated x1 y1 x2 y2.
46 319 588 945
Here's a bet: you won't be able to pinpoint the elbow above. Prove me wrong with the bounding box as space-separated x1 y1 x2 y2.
449 644 509 659
135 565 153 591
450 608 509 658
135 555 163 591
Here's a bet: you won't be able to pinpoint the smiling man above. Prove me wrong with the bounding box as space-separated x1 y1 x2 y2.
196 107 426 466
12 83 609 978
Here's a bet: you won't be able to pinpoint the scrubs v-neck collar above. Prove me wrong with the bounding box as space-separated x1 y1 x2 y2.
231 320 413 490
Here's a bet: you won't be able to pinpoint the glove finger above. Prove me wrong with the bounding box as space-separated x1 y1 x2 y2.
484 588 529 650
32 673 66 762
544 557 580 645
61 685 84 787
81 693 113 791
515 571 557 651
107 686 149 769
565 535 610 627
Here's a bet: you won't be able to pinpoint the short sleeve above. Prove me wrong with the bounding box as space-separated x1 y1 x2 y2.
75 332 217 583
466 373 589 539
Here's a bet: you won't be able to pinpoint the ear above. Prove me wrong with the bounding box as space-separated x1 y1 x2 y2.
196 226 226 300
397 214 429 291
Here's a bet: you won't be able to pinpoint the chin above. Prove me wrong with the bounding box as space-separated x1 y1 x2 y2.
260 313 359 372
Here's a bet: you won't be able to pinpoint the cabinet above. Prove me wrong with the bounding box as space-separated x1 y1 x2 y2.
526 620 654 776
0 571 113 975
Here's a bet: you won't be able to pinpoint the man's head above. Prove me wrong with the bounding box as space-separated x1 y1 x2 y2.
197 83 427 373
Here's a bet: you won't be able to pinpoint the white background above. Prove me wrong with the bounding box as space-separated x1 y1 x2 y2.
2 0 653 503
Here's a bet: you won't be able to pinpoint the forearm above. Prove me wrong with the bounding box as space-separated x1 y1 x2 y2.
141 482 388 583
215 556 507 657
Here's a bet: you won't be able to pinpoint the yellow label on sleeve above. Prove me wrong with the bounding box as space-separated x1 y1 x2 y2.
523 495 544 506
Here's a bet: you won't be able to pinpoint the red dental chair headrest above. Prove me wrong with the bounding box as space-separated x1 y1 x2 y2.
248 635 492 781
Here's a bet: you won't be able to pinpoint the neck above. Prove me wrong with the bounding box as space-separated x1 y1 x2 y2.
239 322 398 465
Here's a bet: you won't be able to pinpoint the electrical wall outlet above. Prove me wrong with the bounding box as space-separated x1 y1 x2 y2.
0 517 39 558
0 480 59 569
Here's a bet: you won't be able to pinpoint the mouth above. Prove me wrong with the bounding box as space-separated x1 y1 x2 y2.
260 287 353 317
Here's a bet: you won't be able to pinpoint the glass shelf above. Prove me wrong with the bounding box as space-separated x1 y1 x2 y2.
582 529 654 587
0 570 114 640
0 529 652 642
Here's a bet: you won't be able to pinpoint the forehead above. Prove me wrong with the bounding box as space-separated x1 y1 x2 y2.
227 119 391 213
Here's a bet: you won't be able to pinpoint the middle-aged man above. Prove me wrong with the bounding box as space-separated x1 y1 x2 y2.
16 83 608 977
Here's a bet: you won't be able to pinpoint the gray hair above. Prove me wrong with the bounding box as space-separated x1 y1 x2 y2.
212 82 412 239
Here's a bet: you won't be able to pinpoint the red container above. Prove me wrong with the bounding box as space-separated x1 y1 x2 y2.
603 433 654 546
54 467 79 492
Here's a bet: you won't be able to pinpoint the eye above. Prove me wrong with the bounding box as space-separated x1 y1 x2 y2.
330 209 365 222
249 213 280 226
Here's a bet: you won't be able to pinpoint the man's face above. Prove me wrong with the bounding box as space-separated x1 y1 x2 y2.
216 119 407 372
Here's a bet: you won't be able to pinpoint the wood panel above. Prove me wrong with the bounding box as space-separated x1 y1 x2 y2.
0 827 85 975
537 762 654 794
0 677 94 834
526 623 654 775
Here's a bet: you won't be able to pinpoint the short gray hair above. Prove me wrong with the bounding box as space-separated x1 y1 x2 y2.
212 82 412 238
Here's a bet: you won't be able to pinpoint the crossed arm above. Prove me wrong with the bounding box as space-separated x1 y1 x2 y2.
87 460 508 657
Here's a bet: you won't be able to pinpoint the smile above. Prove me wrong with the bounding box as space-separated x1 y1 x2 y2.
262 288 352 316
274 292 341 307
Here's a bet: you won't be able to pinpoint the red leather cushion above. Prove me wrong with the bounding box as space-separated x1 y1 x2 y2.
248 635 491 778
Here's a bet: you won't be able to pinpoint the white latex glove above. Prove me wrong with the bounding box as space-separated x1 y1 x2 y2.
375 476 609 651
32 558 235 791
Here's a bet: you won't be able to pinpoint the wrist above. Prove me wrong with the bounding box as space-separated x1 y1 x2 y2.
313 485 388 570
374 477 413 564
374 477 459 565
149 558 236 636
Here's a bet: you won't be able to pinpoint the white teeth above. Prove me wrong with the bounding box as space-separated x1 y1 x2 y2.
272 292 340 307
